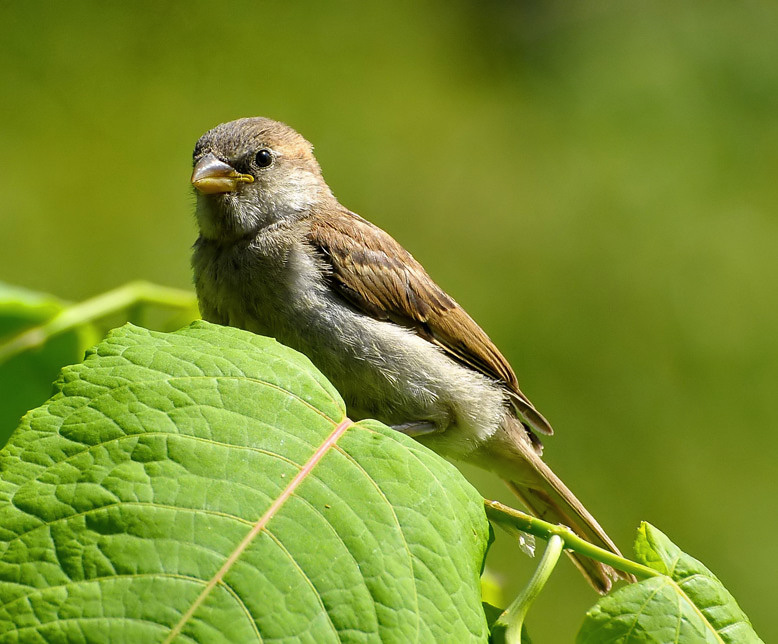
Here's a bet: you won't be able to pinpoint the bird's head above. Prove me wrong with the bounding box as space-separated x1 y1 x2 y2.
191 117 332 241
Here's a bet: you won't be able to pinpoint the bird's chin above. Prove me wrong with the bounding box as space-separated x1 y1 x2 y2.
195 193 259 242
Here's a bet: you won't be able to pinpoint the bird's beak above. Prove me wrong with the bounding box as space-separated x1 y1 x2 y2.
191 153 254 194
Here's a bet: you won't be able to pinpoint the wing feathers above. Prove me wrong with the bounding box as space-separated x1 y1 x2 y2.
307 207 553 436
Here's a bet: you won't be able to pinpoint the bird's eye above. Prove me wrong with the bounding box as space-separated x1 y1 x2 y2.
255 149 273 168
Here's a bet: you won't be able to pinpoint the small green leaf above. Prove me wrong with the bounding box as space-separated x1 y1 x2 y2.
0 283 97 446
577 523 763 644
0 321 490 642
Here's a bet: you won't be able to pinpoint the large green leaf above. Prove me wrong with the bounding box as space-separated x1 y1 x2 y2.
577 523 762 644
0 283 98 447
0 321 490 643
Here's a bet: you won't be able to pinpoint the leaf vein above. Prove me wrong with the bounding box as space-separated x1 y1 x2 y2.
162 417 353 644
262 528 339 637
331 437 419 639
3 500 256 551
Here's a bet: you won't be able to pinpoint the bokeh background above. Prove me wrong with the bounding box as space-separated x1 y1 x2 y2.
2 1 776 640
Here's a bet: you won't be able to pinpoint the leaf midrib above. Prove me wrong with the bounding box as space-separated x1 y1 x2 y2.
162 417 354 644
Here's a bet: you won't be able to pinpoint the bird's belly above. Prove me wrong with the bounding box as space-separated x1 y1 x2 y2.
278 291 507 454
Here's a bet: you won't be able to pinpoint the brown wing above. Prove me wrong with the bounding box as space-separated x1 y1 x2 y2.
306 207 553 436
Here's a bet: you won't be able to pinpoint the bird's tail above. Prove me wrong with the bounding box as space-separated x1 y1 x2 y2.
470 419 632 593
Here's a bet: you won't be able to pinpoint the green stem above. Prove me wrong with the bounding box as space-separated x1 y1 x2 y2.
493 534 564 644
0 281 197 363
484 499 659 581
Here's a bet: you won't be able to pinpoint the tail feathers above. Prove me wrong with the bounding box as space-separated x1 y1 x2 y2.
504 480 624 594
471 420 634 593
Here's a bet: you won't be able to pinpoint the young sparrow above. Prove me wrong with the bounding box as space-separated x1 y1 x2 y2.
190 117 626 592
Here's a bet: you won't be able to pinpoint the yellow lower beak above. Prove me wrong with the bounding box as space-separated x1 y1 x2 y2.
191 153 254 194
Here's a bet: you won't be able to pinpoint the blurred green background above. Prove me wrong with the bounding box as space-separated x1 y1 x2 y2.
2 1 776 640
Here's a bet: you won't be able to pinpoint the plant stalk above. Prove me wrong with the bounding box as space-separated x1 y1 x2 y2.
484 499 659 581
0 281 196 363
492 535 564 644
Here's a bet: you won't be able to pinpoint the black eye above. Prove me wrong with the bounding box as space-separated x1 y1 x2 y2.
255 149 273 168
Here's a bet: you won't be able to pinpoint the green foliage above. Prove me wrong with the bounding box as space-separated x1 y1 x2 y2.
0 285 766 643
0 321 491 643
0 281 197 449
0 283 98 446
3 4 778 640
578 524 762 644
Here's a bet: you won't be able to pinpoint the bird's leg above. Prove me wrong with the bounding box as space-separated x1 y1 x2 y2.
391 421 441 437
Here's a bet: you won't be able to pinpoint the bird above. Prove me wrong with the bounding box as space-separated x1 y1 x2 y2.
190 116 627 592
